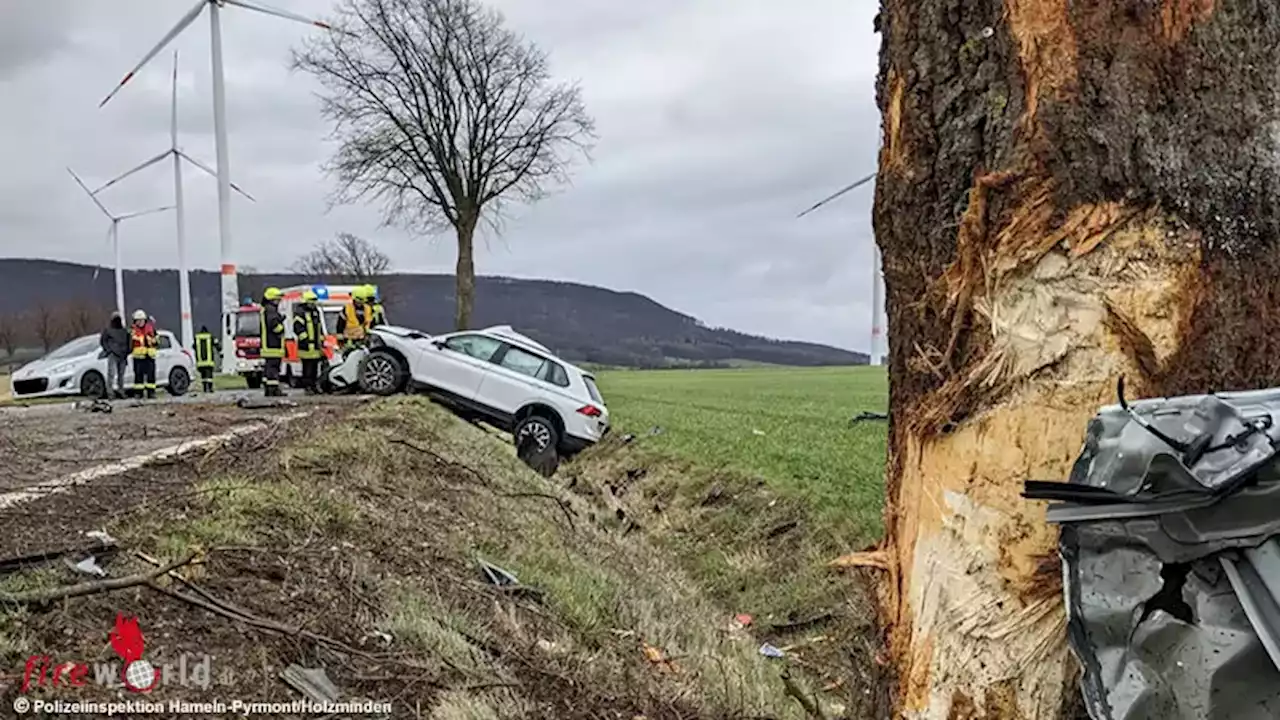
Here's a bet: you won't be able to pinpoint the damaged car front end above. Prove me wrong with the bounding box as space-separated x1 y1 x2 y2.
1024 378 1280 719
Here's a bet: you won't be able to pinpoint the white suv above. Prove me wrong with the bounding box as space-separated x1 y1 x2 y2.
348 325 609 456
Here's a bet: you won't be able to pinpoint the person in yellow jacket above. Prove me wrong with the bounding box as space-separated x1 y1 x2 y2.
336 285 372 352
193 326 219 393
128 309 158 399
259 287 287 397
292 290 325 394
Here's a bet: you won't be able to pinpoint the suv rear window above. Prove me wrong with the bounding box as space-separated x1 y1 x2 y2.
583 375 603 404
538 361 570 388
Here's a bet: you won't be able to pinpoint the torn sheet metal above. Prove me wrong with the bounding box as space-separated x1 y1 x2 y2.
1027 382 1280 719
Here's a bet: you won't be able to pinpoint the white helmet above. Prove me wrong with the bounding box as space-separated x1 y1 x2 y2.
132 309 147 321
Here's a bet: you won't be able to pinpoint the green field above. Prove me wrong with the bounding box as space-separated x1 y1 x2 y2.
593 365 889 544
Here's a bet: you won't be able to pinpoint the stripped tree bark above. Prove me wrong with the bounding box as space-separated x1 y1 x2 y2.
867 1 1280 717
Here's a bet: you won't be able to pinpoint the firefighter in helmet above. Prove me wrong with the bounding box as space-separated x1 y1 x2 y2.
194 325 219 393
292 290 325 394
336 285 372 352
129 309 158 398
367 285 387 327
259 287 287 396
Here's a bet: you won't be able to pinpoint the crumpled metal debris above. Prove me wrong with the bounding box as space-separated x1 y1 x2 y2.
1025 379 1280 719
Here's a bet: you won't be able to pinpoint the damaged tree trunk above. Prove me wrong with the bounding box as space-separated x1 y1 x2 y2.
870 0 1280 717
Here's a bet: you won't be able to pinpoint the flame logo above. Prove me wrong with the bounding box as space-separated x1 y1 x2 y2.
109 614 145 663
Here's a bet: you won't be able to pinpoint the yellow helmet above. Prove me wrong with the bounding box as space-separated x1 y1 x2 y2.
357 284 374 300
302 290 318 302
263 287 282 301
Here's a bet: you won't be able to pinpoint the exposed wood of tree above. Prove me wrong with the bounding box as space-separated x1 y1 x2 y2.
291 232 392 282
860 1 1280 717
294 0 595 330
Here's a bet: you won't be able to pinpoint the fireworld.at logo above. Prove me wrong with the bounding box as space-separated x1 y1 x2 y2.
20 614 225 693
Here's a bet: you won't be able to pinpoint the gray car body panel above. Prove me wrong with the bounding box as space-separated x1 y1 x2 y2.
1045 387 1280 719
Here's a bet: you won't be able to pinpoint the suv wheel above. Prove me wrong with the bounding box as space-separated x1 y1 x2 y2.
358 350 405 395
514 415 560 477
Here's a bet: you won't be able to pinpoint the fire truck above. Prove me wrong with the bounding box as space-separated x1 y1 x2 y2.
223 284 372 389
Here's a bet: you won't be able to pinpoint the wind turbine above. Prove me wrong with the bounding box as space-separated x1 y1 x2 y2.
98 0 345 372
797 171 884 365
68 168 175 322
93 50 256 350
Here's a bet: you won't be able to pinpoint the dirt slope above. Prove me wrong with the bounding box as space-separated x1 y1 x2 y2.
0 397 826 719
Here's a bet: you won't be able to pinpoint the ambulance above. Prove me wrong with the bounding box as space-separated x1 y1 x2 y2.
223 283 374 389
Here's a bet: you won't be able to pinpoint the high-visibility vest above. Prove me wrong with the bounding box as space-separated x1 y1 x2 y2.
371 303 387 326
292 307 323 360
342 302 369 341
130 325 157 358
259 306 285 359
194 332 216 368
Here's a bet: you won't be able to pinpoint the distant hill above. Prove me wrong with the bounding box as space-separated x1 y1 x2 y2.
0 259 867 368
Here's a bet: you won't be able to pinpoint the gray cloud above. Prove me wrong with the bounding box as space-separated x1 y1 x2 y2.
0 0 880 352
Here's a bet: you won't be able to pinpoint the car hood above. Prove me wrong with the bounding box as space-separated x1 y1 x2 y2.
13 354 92 380
372 325 425 338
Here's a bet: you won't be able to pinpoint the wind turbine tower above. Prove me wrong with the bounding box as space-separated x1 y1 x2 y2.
93 51 255 349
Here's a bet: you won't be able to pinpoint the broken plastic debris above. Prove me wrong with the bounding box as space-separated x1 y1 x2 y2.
280 664 340 704
85 530 117 545
648 426 664 436
751 428 766 436
66 556 106 577
729 613 753 631
478 559 519 587
759 643 785 658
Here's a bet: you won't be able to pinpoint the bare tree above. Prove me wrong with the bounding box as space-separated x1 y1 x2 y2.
292 232 391 282
0 313 17 359
294 0 595 330
61 298 105 338
31 304 60 352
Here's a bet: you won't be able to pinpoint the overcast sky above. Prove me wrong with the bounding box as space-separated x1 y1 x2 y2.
0 1 879 352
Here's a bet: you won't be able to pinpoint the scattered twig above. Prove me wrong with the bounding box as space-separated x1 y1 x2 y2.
387 437 495 487
769 612 835 634
0 541 119 576
497 491 576 532
781 669 828 719
0 552 197 606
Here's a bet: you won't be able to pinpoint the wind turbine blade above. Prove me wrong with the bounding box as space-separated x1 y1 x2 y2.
93 150 172 194
67 167 112 217
178 150 257 202
223 0 352 34
796 172 878 219
99 0 207 108
171 50 179 147
118 205 176 221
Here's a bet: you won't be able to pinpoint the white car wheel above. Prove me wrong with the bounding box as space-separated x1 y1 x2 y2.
358 351 404 395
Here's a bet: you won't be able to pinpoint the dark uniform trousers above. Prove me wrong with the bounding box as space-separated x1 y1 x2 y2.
195 332 217 393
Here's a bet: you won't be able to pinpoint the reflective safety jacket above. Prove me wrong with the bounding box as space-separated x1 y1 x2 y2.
291 304 323 360
371 302 387 327
194 332 218 368
338 301 370 342
259 303 286 359
130 323 157 359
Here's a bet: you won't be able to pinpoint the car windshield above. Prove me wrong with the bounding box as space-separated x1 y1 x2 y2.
235 311 260 336
44 335 98 361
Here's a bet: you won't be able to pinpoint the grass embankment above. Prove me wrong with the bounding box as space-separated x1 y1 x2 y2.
566 366 890 715
0 398 822 718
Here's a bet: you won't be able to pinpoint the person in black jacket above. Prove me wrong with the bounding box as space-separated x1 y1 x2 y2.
259 288 287 397
98 312 130 399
